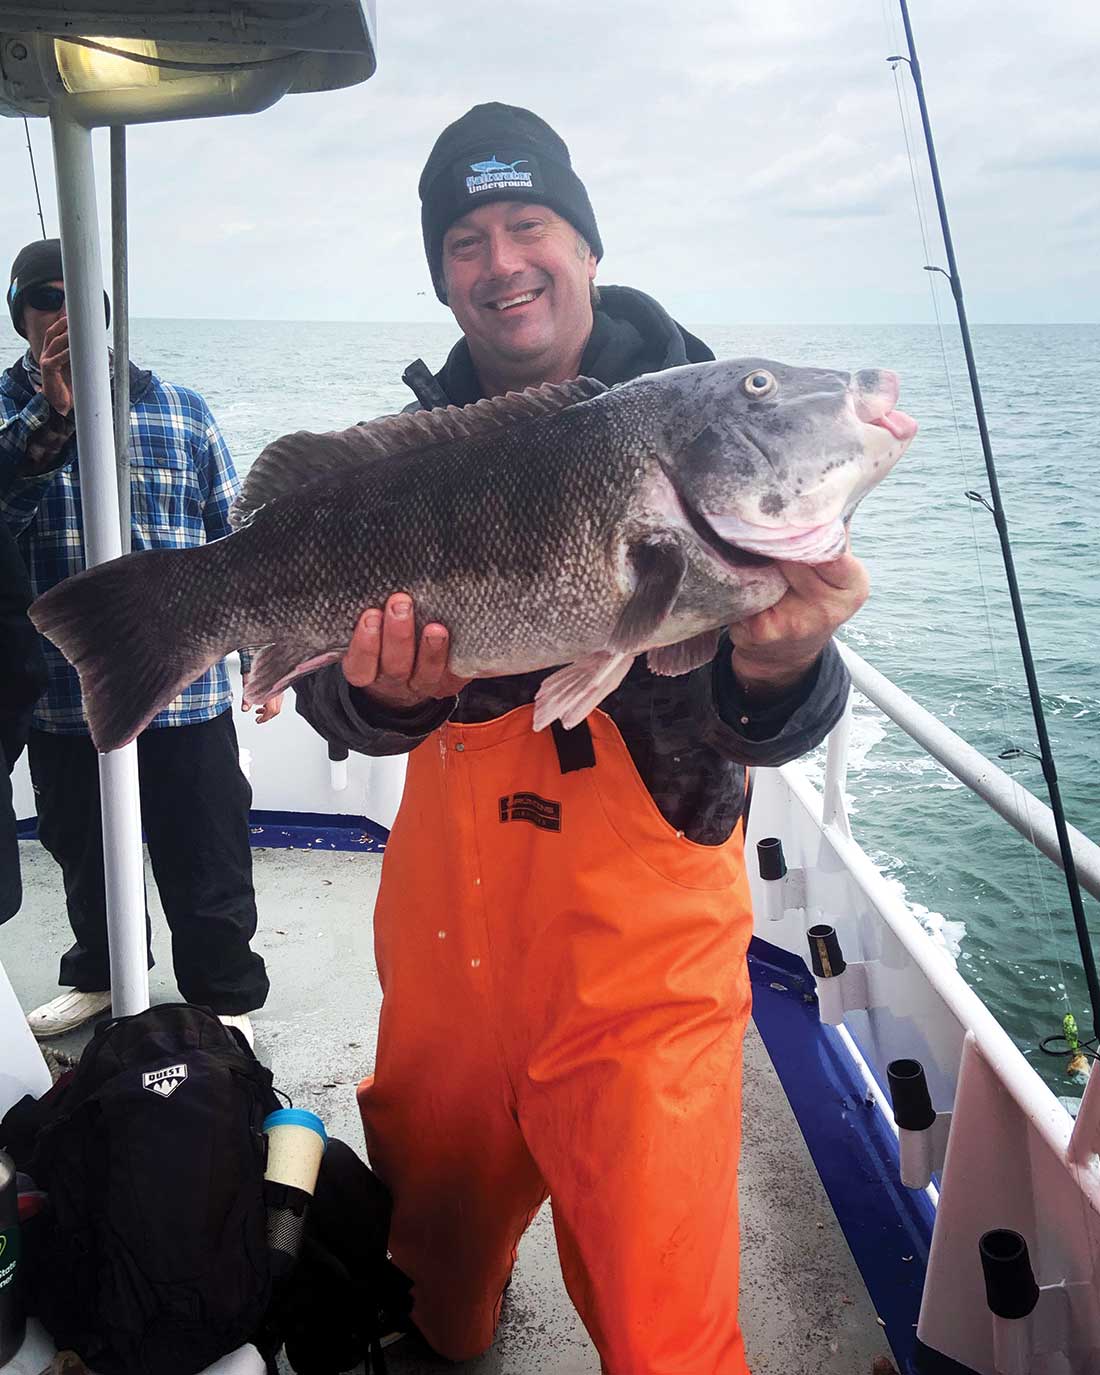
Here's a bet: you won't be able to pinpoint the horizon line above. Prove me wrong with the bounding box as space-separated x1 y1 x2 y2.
110 316 1100 328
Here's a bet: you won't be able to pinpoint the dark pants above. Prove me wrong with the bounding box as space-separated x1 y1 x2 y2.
27 710 269 1013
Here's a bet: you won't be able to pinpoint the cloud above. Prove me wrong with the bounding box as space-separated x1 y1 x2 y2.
0 0 1096 323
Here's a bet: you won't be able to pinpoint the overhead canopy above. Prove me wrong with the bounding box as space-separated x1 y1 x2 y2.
0 1 376 124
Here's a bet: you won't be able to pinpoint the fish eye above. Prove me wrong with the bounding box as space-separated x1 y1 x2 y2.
743 370 777 399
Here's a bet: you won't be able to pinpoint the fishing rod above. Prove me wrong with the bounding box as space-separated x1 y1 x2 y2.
887 0 1100 1043
23 116 47 238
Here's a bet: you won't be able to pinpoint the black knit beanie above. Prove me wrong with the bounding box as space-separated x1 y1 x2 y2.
419 102 603 302
8 237 110 338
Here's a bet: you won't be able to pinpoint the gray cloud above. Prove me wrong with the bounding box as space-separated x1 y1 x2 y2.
0 0 1096 324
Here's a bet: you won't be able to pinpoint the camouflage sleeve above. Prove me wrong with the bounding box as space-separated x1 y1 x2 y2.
709 637 850 766
0 393 75 535
292 664 456 757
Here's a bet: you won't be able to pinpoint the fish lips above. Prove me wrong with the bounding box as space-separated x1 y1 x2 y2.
700 512 849 563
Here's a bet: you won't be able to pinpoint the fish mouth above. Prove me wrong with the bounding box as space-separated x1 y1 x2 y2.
866 408 918 441
701 512 848 563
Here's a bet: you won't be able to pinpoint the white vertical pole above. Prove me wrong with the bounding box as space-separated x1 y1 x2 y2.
822 686 854 841
50 110 148 1018
110 126 131 543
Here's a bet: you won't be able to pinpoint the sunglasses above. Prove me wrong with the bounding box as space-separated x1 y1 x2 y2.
22 284 66 313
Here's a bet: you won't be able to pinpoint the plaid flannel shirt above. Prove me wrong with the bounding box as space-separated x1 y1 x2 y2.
0 358 242 734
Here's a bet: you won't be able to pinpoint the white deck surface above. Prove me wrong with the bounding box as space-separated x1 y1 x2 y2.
5 840 896 1374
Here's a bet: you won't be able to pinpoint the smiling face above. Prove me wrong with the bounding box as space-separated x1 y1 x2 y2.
440 200 597 392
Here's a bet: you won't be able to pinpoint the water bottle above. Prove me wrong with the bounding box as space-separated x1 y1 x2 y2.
0 1149 24 1367
262 1109 327 1284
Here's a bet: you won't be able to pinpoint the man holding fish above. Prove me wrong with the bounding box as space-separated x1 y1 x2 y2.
287 104 916 1373
27 103 915 1375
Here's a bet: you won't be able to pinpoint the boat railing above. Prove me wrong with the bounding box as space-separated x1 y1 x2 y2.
746 642 1100 1374
828 642 1100 901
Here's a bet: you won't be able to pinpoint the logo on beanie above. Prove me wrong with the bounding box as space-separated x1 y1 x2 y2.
466 152 534 197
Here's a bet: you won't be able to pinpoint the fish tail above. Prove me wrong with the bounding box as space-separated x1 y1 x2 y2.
30 544 233 753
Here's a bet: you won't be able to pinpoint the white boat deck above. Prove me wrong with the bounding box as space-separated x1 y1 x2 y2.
5 840 896 1374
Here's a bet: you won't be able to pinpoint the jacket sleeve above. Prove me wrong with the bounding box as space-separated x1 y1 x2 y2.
195 400 240 545
0 392 75 535
293 665 455 757
706 636 850 767
0 519 47 769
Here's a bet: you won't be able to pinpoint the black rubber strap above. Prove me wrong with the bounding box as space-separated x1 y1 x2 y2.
550 718 596 773
401 358 451 411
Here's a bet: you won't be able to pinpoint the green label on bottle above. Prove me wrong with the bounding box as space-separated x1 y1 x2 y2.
0 1226 20 1290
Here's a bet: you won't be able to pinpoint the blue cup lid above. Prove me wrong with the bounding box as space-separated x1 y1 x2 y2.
262 1108 328 1147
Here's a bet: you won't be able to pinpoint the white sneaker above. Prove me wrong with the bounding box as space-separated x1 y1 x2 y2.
218 1012 255 1049
27 989 113 1039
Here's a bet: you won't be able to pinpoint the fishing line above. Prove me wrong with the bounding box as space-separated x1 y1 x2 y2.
886 0 1100 1049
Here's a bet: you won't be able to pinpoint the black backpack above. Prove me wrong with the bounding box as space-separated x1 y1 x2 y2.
1 1003 279 1375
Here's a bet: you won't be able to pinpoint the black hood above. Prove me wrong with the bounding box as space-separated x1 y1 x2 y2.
410 285 714 408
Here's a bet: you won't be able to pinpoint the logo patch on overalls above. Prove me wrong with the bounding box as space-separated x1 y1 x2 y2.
499 792 561 832
142 1063 188 1098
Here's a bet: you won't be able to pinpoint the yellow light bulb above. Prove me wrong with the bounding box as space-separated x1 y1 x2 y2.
54 36 161 95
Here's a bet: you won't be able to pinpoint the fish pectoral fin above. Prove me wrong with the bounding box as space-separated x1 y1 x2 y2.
244 644 346 702
609 537 688 653
532 652 634 732
647 629 721 677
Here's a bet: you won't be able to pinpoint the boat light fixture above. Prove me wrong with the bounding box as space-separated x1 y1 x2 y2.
0 2 376 125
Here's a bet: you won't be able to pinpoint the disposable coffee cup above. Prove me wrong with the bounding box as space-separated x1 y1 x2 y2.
262 1109 327 1196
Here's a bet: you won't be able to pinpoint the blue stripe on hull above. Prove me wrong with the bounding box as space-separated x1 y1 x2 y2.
749 935 948 1374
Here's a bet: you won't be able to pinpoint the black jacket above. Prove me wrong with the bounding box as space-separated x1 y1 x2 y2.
1 516 47 921
294 286 850 844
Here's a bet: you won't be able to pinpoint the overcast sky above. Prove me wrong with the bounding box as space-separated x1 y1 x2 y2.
0 0 1097 325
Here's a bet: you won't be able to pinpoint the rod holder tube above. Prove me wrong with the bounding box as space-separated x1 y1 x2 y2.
888 1059 953 1187
328 740 349 792
51 109 148 1019
757 836 787 881
981 1230 1040 1321
756 838 806 922
980 1230 1040 1375
808 923 847 978
806 926 874 1025
887 1058 936 1130
990 1316 1032 1375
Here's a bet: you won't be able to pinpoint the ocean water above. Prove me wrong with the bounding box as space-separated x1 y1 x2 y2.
6 316 1098 1092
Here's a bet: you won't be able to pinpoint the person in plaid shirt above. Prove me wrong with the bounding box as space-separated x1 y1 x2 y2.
0 237 279 1045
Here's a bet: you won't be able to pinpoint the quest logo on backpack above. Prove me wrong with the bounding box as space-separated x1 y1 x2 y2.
142 1063 189 1098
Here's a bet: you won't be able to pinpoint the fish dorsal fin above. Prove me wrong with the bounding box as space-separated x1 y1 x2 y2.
229 376 607 529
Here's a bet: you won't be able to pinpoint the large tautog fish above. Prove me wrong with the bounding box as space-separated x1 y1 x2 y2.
30 356 916 753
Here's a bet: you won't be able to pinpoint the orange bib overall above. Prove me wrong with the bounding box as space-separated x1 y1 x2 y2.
358 704 754 1374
